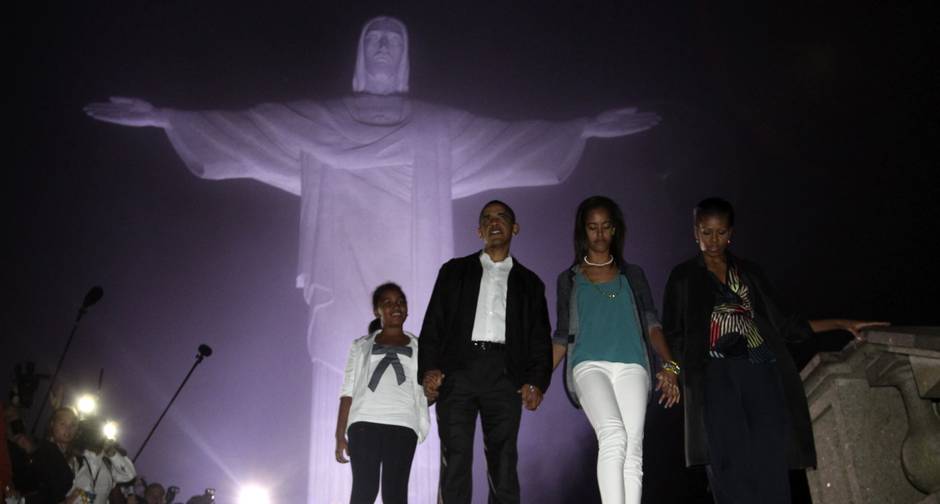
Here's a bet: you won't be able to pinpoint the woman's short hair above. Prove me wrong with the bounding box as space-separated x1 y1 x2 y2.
693 197 735 227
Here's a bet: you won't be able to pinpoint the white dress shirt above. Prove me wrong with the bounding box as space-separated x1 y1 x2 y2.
471 252 513 343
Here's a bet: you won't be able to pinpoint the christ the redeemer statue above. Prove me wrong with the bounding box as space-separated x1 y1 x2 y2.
86 16 659 502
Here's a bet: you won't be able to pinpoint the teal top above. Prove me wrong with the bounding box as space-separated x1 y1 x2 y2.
570 272 647 369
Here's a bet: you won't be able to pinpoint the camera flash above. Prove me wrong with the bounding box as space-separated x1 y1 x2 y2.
76 394 98 416
102 421 118 440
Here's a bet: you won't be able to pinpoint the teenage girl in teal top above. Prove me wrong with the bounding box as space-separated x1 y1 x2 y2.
552 196 680 504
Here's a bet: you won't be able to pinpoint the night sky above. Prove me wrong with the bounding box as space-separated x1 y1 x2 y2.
7 1 937 502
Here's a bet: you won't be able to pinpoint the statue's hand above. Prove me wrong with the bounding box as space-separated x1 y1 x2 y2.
84 97 168 128
583 107 661 139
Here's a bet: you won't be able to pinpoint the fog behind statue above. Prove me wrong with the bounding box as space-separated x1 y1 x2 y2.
85 16 659 502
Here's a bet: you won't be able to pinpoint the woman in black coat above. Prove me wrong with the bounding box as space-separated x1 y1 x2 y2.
662 197 884 504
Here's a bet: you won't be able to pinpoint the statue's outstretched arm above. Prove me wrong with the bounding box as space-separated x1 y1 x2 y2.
450 105 660 198
85 97 301 194
582 107 661 139
84 97 170 128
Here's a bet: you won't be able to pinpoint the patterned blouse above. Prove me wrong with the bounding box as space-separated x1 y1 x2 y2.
708 262 775 363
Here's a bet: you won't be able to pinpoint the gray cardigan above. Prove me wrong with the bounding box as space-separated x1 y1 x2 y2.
553 262 662 408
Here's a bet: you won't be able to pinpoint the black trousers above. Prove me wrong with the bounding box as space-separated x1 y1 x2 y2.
347 421 418 504
436 348 522 504
703 358 791 504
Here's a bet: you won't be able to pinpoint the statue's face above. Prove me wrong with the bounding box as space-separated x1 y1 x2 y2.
363 19 405 76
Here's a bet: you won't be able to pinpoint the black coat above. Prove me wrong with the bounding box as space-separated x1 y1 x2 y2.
15 440 74 504
418 251 553 392
662 254 817 468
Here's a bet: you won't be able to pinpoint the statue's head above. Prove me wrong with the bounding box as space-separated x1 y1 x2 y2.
353 16 410 95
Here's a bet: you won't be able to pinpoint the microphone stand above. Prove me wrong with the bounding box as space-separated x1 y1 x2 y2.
31 288 103 435
134 345 212 462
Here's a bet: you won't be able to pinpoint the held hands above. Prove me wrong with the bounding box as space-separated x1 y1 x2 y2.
422 369 445 402
654 370 680 408
518 384 543 411
84 97 169 128
582 107 661 139
335 435 350 464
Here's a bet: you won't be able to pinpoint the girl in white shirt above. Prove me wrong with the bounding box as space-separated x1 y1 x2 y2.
334 283 429 504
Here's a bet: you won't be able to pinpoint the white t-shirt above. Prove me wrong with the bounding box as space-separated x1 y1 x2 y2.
354 350 419 434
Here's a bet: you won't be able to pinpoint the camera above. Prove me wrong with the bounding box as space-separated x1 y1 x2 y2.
184 489 214 504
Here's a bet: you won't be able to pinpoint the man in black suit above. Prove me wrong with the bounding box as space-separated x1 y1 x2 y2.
419 200 552 504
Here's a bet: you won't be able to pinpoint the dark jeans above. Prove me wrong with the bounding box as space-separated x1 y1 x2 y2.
703 358 791 504
347 421 418 504
435 348 522 504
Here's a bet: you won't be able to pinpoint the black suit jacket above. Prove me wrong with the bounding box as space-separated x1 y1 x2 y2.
662 254 817 469
16 440 74 504
418 251 553 392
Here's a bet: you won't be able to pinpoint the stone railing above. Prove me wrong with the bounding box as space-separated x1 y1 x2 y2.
802 326 940 504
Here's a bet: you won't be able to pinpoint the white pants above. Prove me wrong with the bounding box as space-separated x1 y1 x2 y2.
573 361 649 504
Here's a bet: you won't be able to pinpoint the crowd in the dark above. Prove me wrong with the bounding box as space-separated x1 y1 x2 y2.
1 362 215 504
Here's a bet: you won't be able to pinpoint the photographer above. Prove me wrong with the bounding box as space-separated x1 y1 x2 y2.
124 481 168 504
69 419 135 504
141 483 166 504
9 407 79 504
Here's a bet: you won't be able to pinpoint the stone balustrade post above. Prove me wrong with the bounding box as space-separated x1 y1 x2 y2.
801 327 939 504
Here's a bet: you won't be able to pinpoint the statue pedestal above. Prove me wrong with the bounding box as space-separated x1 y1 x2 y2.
802 327 940 504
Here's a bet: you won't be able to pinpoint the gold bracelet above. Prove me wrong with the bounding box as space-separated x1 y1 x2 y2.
663 360 681 375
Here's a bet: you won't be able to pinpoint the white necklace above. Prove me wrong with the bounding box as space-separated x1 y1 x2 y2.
583 255 614 267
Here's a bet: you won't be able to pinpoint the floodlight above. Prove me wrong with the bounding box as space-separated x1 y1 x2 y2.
237 484 270 504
